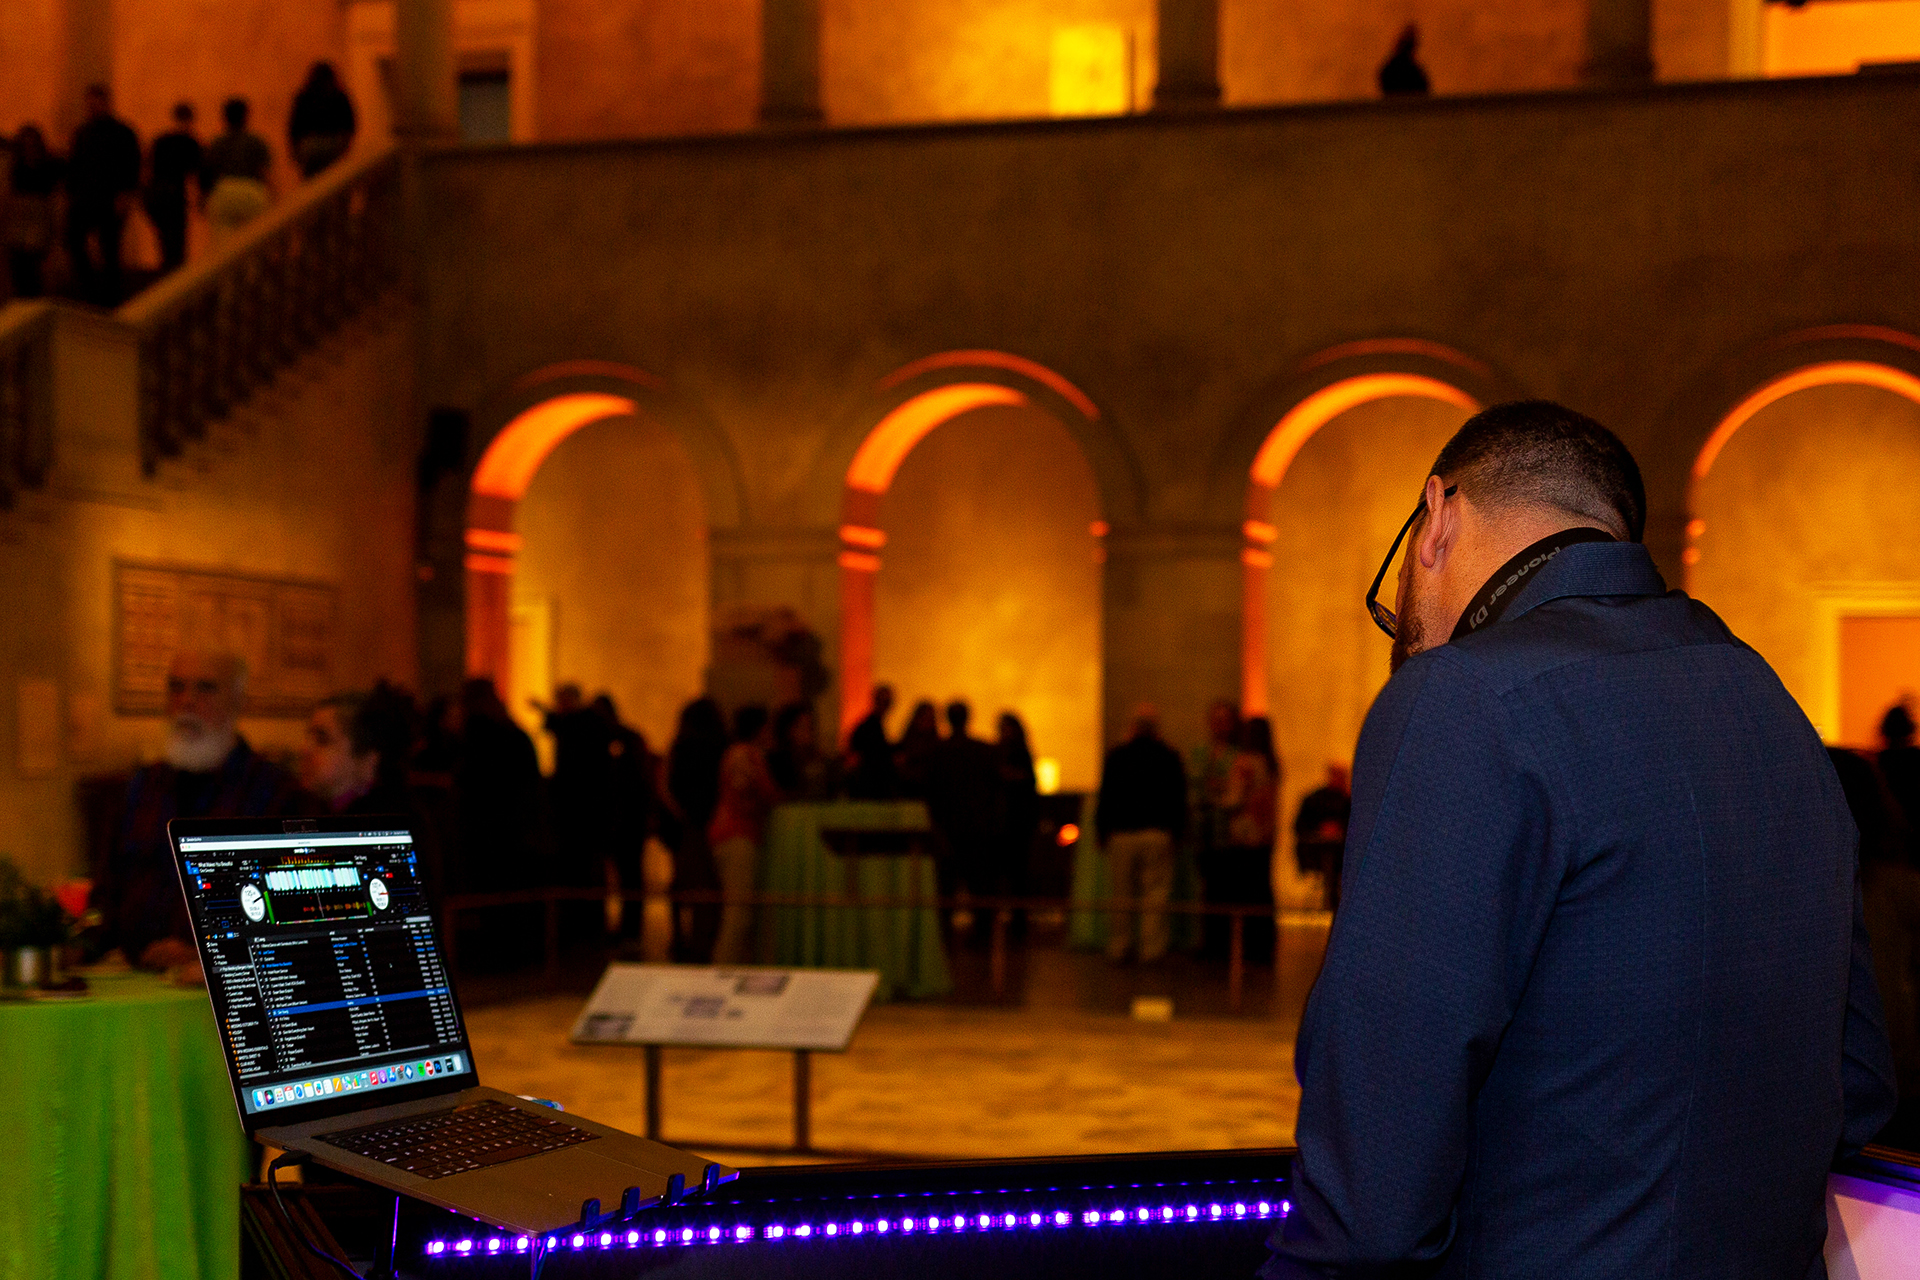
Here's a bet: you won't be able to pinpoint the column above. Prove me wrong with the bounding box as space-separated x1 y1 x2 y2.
760 0 824 125
57 0 114 137
1153 0 1221 111
1101 525 1243 755
1585 0 1654 87
394 0 459 142
707 526 844 727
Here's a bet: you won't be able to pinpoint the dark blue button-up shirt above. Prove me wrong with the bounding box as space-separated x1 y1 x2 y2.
1265 541 1896 1280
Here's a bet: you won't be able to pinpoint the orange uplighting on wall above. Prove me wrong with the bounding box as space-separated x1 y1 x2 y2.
838 550 882 573
840 524 887 549
464 528 524 553
470 393 638 501
846 383 1030 494
1240 372 1480 717
1693 362 1920 482
875 352 1100 421
1251 374 1481 490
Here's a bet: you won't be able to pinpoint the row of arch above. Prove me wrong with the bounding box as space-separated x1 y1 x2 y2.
461 331 1920 751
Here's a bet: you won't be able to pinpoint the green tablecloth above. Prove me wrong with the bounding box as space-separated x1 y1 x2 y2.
762 801 951 1001
1 971 251 1280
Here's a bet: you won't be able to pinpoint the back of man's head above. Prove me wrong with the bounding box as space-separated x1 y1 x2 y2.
946 700 970 735
1432 400 1646 542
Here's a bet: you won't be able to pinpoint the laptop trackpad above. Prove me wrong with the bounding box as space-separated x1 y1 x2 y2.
449 1145 681 1233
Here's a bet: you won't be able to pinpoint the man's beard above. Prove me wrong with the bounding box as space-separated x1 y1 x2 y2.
1389 591 1429 675
166 716 236 772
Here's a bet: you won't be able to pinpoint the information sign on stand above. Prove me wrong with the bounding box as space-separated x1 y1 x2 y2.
571 964 879 1153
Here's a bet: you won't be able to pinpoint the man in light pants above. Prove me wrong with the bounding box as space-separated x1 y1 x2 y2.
1094 705 1189 962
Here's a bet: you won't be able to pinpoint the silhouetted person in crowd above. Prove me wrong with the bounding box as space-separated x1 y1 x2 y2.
895 699 942 800
90 651 308 976
844 684 897 798
665 697 729 961
995 712 1041 941
5 125 62 298
1881 701 1920 864
1293 763 1352 912
452 678 542 894
1378 23 1431 98
1189 698 1242 883
928 701 1004 943
540 683 606 890
289 61 357 178
595 694 656 942
202 97 272 247
64 84 141 305
145 102 201 273
1204 715 1277 963
1831 745 1920 1150
769 700 833 799
1094 705 1188 963
710 704 780 963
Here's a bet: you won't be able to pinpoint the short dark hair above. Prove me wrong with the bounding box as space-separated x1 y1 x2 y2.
945 700 971 733
1431 400 1646 542
733 704 769 743
223 97 248 128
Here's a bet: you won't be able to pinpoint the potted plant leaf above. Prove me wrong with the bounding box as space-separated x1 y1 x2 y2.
0 857 73 989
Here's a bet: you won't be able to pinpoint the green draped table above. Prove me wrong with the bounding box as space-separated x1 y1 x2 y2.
1 971 252 1280
761 801 952 1001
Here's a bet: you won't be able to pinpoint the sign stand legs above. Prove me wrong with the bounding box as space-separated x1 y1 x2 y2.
793 1049 812 1152
645 1044 663 1140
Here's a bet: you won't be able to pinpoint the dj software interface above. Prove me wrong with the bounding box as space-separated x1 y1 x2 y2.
177 832 474 1116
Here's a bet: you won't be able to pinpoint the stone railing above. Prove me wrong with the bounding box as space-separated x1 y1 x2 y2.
0 301 55 510
120 144 402 473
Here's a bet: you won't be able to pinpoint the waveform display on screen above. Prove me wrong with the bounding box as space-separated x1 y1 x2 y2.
265 866 362 892
261 862 371 923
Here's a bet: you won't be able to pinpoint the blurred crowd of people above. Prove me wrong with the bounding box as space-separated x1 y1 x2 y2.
84 646 1360 981
4 65 354 306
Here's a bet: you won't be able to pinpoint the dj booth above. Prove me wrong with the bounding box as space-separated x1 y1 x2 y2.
249 1144 1920 1280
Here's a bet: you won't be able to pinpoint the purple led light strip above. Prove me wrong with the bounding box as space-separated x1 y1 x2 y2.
424 1197 1290 1259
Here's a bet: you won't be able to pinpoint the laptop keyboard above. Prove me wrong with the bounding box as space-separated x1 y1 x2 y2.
318 1100 600 1180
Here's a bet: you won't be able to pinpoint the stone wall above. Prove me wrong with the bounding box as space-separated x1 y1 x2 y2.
0 308 418 884
413 73 1920 755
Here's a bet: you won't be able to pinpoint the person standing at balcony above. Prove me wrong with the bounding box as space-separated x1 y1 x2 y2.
201 97 273 249
144 103 202 275
63 84 141 306
4 125 62 299
289 62 357 180
1377 23 1431 98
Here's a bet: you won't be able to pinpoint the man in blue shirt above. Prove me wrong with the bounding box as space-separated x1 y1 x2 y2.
1265 401 1896 1279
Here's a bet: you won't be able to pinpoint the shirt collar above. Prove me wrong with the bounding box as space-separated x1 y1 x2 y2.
1496 539 1669 627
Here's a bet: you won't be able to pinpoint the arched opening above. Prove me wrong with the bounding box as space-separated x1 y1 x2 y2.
467 388 709 751
840 359 1105 790
1688 361 1920 744
1245 374 1479 905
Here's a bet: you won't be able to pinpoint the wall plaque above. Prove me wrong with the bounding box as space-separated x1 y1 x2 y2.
114 562 338 717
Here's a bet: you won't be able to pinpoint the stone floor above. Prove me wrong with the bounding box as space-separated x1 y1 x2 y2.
463 924 1328 1166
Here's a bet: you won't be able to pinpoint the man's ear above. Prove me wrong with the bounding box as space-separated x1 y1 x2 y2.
1414 474 1453 570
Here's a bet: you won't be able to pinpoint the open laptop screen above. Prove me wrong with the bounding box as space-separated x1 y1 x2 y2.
172 820 478 1130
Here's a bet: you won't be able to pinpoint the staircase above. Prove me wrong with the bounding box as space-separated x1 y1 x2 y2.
0 143 401 500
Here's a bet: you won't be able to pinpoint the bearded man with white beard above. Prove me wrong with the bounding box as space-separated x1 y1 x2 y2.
89 650 310 974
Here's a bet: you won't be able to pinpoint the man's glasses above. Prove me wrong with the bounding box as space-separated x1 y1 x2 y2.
1366 483 1456 639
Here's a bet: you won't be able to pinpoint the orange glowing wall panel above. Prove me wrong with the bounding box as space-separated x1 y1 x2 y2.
845 384 1029 494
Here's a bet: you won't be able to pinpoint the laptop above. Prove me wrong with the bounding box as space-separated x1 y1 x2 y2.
169 814 734 1235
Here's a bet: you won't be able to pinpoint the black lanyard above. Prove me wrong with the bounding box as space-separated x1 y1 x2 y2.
1451 527 1616 641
